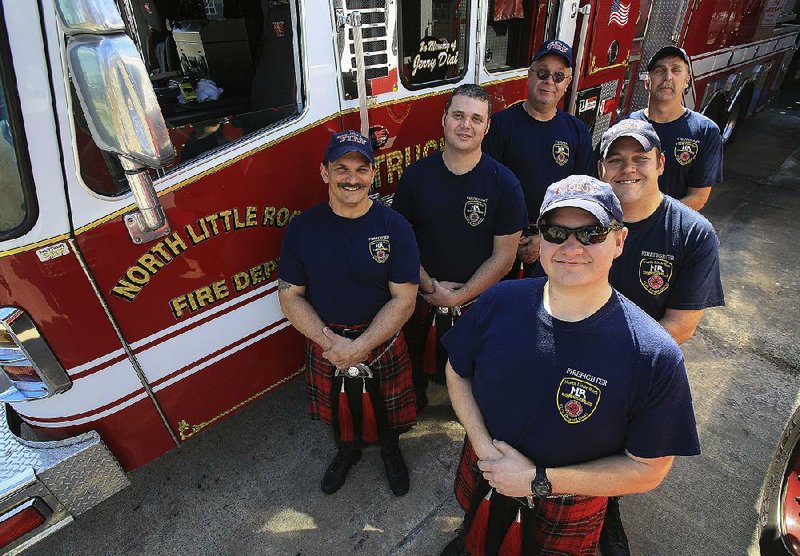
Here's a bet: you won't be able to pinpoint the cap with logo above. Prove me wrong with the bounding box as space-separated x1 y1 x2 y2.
532 40 573 68
599 119 662 158
647 45 690 72
324 130 374 164
539 175 624 228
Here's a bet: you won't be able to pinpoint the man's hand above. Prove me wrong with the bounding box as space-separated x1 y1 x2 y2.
321 327 370 370
518 234 541 264
423 279 465 308
477 440 536 497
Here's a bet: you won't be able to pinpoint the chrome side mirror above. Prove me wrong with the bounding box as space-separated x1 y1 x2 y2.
56 0 175 244
66 34 174 169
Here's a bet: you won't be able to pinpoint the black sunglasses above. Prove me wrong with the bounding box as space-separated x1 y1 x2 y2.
539 223 620 246
534 68 569 84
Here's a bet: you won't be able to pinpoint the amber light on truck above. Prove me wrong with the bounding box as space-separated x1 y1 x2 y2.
0 499 48 549
0 307 71 402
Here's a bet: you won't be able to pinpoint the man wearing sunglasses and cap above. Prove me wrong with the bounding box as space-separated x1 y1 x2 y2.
483 39 595 276
439 175 700 555
595 118 724 554
628 46 723 211
278 130 420 497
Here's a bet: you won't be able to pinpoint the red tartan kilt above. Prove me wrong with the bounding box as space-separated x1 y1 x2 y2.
304 325 416 432
455 437 608 555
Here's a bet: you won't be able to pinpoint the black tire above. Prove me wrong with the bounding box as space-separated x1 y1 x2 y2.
759 404 800 555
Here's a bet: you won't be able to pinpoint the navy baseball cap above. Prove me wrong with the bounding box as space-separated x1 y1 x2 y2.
647 46 690 72
599 119 662 158
324 130 374 164
539 175 624 227
532 40 573 68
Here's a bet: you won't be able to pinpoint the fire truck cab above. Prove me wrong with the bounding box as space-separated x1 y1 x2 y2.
0 0 797 552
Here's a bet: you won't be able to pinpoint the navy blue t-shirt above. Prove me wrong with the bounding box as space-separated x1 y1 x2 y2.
483 104 596 219
441 279 700 467
392 152 527 283
629 109 723 200
278 201 420 325
610 195 724 321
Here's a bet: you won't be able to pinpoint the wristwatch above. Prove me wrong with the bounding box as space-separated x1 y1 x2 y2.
530 465 552 497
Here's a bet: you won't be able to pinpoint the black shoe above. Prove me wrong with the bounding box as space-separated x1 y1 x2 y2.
415 388 429 412
440 531 467 556
599 497 630 555
381 445 410 496
320 448 361 494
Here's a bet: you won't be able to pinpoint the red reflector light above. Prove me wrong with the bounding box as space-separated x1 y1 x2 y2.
0 502 46 548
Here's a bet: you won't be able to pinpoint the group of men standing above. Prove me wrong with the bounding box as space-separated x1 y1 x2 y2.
277 38 725 556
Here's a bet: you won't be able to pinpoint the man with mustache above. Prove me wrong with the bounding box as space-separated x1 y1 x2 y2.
483 40 595 275
629 46 723 211
278 131 420 496
392 84 527 408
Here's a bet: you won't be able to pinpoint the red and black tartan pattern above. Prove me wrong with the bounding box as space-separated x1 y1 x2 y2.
403 296 438 376
403 296 473 380
304 324 416 433
456 437 608 555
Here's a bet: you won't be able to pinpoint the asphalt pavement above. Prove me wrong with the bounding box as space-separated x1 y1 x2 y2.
25 100 800 556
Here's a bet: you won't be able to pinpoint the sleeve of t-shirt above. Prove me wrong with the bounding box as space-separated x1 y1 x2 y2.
574 120 597 178
388 213 421 285
494 168 528 235
278 218 307 286
440 293 489 379
625 345 701 458
687 122 723 188
482 111 507 161
392 169 414 225
666 224 725 310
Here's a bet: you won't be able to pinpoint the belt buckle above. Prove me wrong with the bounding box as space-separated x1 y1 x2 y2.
335 362 373 379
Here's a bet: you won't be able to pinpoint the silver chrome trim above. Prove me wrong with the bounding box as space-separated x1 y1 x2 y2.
0 404 128 554
0 308 71 403
53 0 125 35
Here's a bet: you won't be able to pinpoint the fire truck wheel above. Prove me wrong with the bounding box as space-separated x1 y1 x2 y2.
722 84 754 145
759 404 800 555
702 92 729 132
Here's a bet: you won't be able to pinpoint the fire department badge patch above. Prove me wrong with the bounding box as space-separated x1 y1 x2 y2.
552 141 570 166
639 256 673 295
674 138 699 166
368 236 391 263
557 377 601 424
464 197 487 227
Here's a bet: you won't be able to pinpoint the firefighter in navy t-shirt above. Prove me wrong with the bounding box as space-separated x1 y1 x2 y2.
392 84 527 408
629 46 723 211
439 176 700 555
278 131 420 497
594 119 724 554
483 40 595 274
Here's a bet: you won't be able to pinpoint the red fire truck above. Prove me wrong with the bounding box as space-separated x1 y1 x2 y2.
1 0 797 552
